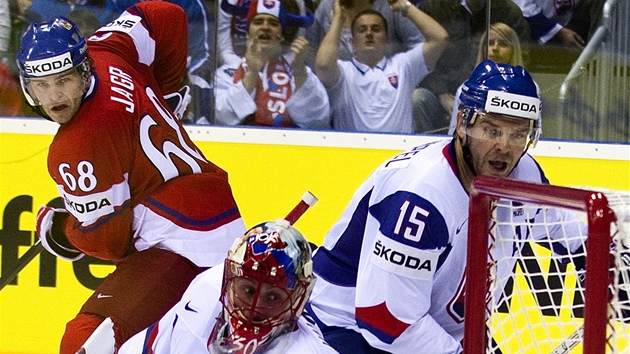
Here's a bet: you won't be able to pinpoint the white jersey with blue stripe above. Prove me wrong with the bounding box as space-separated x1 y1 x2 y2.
307 138 585 353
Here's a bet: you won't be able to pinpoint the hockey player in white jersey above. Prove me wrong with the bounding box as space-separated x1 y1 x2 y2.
305 60 588 353
116 197 338 354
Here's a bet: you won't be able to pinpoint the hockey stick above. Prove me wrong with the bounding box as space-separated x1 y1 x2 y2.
0 240 44 291
550 325 583 354
284 191 318 225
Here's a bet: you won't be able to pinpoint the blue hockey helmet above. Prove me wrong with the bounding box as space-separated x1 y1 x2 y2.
459 60 542 148
16 17 91 107
17 17 88 79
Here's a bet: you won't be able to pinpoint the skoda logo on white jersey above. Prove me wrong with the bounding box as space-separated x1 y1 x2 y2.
371 237 438 280
24 52 73 77
485 90 541 120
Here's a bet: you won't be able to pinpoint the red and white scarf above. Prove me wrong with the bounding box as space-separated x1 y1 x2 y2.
233 56 295 127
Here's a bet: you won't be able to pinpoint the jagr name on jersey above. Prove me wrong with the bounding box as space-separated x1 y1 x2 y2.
371 237 438 280
109 66 134 113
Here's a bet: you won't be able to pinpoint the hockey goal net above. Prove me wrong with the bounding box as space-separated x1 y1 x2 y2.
464 175 630 354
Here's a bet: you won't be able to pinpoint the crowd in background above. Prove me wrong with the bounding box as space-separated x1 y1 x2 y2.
0 0 606 133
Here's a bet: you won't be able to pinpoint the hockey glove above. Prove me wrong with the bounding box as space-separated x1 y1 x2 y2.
36 206 84 261
163 85 191 120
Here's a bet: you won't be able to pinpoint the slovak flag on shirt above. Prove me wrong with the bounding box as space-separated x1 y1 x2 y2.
388 75 399 89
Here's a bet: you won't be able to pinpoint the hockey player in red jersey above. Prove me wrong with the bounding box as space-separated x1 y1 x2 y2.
17 2 247 353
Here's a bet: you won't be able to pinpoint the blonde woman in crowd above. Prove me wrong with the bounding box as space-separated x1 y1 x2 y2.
447 22 524 134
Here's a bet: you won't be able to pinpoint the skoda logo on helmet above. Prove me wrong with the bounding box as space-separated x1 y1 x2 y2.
23 52 74 77
485 90 541 120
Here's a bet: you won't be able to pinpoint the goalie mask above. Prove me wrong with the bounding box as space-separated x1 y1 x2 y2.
17 17 92 110
208 220 316 354
458 60 542 151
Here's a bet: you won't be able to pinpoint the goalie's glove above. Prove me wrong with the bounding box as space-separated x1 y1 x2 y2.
36 206 84 261
163 85 191 120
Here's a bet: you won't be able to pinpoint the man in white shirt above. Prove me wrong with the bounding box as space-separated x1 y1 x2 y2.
314 0 447 133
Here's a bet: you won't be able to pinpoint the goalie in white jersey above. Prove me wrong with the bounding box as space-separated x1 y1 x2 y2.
117 217 337 354
305 60 590 353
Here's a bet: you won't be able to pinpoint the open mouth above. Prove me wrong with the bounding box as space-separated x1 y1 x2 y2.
488 160 508 172
50 103 69 112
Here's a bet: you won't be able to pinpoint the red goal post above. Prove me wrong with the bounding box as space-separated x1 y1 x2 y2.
464 175 630 354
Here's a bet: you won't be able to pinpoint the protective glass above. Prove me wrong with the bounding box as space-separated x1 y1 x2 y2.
462 111 537 149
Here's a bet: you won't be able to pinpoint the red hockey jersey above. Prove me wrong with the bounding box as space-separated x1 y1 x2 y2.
48 2 244 263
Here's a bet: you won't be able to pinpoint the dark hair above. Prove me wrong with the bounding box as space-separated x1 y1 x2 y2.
350 9 388 36
247 0 301 44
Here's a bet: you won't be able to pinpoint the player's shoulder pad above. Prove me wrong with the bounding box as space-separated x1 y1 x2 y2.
368 191 447 278
96 12 142 35
380 141 443 172
369 190 448 251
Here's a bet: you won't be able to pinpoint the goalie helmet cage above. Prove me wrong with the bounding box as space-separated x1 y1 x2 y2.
463 175 629 354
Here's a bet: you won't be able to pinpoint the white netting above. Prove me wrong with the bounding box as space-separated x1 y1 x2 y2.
607 190 630 353
482 189 630 354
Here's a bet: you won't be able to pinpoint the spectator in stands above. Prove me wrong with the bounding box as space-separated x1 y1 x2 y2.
103 0 216 124
66 7 100 37
117 219 338 354
412 0 530 134
512 0 605 72
6 0 36 71
217 0 314 67
304 0 425 66
315 0 447 133
1 0 10 58
446 22 525 134
3 0 38 116
513 0 598 49
0 59 21 116
27 0 105 23
214 0 330 129
0 0 20 116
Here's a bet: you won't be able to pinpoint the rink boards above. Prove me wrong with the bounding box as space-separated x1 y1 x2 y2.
0 118 628 353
